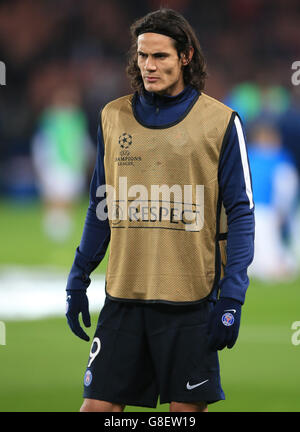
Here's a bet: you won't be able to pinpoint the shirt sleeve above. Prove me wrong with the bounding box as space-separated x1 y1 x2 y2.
217 113 255 304
66 122 111 291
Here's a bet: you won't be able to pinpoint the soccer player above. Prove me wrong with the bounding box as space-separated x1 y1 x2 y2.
247 120 298 280
66 9 255 412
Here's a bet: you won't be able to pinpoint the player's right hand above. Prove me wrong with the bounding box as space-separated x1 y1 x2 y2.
66 290 91 341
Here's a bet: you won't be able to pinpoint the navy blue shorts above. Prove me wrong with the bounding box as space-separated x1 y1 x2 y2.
83 297 225 408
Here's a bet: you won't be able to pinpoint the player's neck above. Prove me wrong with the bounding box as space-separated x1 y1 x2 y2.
143 84 194 106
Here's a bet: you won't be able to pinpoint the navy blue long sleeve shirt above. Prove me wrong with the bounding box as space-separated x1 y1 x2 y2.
66 85 255 304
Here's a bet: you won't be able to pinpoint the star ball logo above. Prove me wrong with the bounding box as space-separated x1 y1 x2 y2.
119 133 132 150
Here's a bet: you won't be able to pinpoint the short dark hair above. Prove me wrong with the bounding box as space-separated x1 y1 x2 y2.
126 8 207 93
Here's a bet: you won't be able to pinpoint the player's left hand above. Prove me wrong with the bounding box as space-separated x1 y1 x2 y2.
207 297 242 351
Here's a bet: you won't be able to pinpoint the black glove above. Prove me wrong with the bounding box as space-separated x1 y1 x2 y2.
207 297 242 351
66 290 91 341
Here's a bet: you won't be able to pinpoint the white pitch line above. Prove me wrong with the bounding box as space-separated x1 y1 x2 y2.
0 266 106 321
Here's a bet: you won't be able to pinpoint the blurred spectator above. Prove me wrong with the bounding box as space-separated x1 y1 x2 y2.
278 87 300 175
224 82 291 125
248 120 299 281
31 85 93 242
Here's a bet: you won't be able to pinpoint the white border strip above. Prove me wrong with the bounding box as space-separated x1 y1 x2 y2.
234 116 254 209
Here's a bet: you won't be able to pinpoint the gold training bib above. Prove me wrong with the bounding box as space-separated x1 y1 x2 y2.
101 92 234 303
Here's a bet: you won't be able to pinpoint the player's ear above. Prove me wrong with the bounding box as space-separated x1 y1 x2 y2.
181 46 194 66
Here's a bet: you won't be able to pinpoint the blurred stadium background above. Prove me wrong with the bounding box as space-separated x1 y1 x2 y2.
1 0 300 412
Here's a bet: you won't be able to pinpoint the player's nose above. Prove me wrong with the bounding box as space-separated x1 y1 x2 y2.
145 56 156 71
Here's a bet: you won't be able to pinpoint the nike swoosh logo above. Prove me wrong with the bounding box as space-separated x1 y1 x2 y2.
186 379 209 390
224 309 236 313
67 295 71 300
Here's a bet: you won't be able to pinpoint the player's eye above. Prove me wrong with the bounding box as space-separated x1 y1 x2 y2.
138 52 147 58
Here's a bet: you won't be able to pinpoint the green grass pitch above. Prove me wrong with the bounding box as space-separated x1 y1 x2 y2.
0 200 299 412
